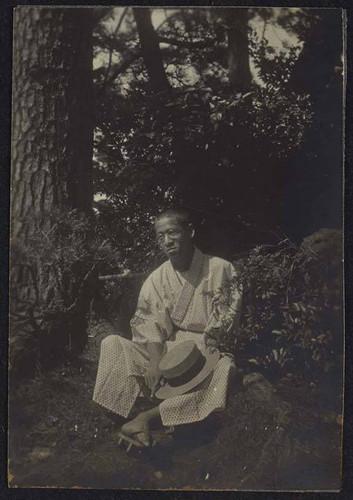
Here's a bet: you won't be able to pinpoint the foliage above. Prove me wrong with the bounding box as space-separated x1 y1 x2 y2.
91 6 323 267
92 6 343 258
93 85 312 267
10 209 122 377
205 229 343 387
97 274 146 335
250 35 302 92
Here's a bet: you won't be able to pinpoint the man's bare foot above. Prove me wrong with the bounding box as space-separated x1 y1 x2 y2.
120 413 151 447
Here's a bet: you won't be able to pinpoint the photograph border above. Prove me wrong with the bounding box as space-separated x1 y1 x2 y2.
1 0 353 497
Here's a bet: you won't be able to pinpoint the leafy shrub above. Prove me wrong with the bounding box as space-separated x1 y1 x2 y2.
98 274 146 335
206 228 343 387
10 209 122 378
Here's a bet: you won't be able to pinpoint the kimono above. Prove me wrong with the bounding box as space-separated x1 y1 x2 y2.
93 247 241 426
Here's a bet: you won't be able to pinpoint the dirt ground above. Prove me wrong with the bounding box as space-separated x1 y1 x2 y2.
8 325 342 491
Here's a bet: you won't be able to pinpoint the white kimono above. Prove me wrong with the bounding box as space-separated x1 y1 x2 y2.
93 247 241 426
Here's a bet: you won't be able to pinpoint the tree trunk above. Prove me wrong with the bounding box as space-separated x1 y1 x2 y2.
12 7 94 240
226 8 252 91
11 7 95 376
133 7 170 92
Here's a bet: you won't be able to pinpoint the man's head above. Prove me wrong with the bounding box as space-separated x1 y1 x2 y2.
154 208 195 270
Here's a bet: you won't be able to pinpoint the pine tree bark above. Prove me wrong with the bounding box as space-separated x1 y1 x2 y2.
133 7 170 92
11 7 95 376
11 7 94 240
226 8 252 91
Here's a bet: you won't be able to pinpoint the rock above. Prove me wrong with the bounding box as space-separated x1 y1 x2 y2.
300 228 342 266
243 373 277 403
300 228 343 294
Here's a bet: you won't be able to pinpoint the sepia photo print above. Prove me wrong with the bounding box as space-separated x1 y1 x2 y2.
9 5 345 490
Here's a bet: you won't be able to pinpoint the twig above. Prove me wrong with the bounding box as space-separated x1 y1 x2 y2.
98 7 131 95
155 11 181 33
113 7 128 37
157 35 216 49
101 46 113 89
261 19 268 41
42 222 60 241
98 272 146 281
65 264 98 313
285 255 298 306
99 49 142 92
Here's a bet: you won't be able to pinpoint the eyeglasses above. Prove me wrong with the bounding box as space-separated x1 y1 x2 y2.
156 229 183 244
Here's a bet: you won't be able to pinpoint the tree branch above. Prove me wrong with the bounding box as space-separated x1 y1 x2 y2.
102 47 113 88
91 8 114 26
133 7 170 92
97 42 198 94
100 7 129 90
157 35 216 49
113 7 128 36
97 49 142 96
154 11 182 32
106 50 142 84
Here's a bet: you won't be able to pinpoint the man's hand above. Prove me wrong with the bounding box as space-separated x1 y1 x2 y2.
204 331 219 352
144 364 162 398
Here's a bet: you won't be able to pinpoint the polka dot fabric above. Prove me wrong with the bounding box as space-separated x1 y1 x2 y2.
93 335 147 418
93 331 235 425
93 248 241 425
159 333 235 426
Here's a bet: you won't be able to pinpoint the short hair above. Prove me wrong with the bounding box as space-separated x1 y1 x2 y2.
154 207 191 228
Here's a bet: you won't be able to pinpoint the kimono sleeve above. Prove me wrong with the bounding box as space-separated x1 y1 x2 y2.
204 260 242 335
130 274 173 345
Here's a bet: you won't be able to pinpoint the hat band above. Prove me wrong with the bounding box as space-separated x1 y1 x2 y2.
166 353 206 387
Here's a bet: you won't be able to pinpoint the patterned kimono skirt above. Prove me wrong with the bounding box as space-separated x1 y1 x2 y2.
93 330 235 426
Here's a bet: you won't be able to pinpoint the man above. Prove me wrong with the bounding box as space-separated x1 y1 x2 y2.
93 208 241 447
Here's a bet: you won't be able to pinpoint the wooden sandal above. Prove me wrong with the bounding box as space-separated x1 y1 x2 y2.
117 431 154 452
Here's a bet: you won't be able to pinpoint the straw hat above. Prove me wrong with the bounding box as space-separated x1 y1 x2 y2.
155 340 220 400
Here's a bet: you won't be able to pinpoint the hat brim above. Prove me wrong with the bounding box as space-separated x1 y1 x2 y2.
155 347 220 400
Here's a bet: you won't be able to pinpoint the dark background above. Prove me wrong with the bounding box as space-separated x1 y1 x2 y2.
1 0 352 498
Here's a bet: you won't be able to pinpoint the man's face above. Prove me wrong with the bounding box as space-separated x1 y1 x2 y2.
155 216 193 263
